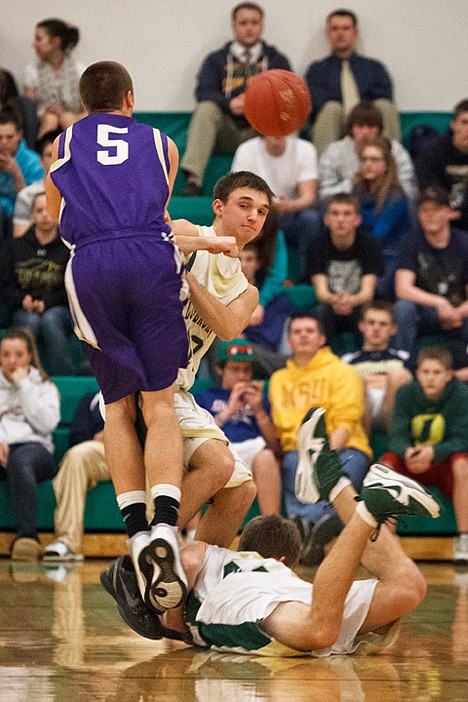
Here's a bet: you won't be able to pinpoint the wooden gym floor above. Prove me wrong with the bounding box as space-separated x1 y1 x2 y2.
1 558 467 702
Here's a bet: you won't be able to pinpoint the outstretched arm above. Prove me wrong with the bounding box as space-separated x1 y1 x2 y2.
175 234 239 258
170 219 240 258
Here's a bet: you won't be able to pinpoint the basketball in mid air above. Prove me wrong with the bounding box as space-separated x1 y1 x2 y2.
244 69 312 137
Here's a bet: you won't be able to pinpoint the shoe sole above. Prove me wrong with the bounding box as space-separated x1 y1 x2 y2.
138 538 187 614
296 407 326 453
11 542 41 561
365 463 441 518
296 408 327 504
100 567 164 640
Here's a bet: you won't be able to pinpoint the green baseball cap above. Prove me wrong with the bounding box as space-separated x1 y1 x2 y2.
218 338 255 362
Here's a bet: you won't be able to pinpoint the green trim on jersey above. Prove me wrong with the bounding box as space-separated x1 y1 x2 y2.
186 251 197 271
185 593 271 652
223 561 268 578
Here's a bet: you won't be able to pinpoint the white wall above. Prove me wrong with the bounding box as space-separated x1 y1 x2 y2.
3 0 467 112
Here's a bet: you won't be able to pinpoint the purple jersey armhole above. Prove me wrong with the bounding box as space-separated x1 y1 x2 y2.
57 131 66 159
161 132 170 173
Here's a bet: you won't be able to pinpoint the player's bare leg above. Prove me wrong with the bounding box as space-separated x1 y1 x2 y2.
104 394 145 493
332 486 427 633
178 440 256 547
194 482 257 547
176 440 235 530
123 386 187 615
288 407 440 643
261 510 377 650
251 448 281 515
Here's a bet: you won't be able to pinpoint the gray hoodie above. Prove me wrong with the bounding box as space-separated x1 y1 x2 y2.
0 367 60 453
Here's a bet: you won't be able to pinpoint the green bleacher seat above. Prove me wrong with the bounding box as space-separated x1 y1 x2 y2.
169 196 214 225
283 284 316 310
53 375 99 425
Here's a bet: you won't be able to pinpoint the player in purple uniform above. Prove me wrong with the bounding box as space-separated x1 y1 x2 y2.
45 61 235 615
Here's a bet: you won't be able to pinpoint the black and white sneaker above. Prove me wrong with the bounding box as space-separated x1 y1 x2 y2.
138 524 188 614
357 463 441 526
295 407 347 503
101 556 187 641
101 556 165 640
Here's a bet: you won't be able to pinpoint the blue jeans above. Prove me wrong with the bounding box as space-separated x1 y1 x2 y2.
0 442 56 538
281 448 369 524
376 253 397 301
13 306 75 375
393 299 468 353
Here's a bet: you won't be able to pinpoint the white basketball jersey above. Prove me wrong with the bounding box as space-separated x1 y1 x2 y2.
177 226 249 391
193 545 294 602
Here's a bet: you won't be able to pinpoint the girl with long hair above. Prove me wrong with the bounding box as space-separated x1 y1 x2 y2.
353 135 411 298
0 327 60 560
23 19 86 138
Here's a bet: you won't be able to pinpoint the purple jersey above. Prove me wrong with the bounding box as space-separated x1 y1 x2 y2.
50 113 172 246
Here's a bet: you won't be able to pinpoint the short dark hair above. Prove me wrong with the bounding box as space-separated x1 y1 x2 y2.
213 171 274 207
346 101 383 135
361 300 395 321
287 312 326 336
36 129 61 157
327 9 358 26
232 2 264 20
239 516 303 569
37 19 79 53
326 192 361 213
418 345 453 370
0 69 19 103
0 106 22 131
417 186 450 209
454 99 468 119
80 61 133 113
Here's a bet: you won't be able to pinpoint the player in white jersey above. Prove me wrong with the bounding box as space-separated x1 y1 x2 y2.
169 172 276 548
103 407 441 654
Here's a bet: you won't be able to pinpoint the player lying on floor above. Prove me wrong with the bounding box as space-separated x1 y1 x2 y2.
101 407 440 657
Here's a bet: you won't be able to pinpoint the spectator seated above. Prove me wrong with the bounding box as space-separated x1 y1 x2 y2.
0 371 458 556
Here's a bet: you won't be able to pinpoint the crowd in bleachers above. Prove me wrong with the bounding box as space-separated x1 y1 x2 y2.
1 5 468 566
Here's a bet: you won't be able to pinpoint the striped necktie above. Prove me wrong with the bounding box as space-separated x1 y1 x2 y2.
243 48 253 78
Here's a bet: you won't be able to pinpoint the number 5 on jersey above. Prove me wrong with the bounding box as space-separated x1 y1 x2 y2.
97 125 129 165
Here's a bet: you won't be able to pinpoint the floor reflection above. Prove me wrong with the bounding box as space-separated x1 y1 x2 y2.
0 560 467 702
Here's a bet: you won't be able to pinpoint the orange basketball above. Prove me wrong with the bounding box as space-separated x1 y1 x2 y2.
244 69 312 137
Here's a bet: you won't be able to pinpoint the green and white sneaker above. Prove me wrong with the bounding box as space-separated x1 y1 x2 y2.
295 407 348 503
356 463 441 528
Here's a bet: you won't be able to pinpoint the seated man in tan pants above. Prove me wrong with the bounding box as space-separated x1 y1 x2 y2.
43 392 107 561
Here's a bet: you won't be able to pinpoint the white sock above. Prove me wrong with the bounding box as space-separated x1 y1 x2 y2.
116 490 146 510
329 476 352 504
150 483 181 502
356 500 378 528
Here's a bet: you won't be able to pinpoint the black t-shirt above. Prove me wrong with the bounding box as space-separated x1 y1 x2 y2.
305 230 384 293
416 131 468 233
397 225 468 306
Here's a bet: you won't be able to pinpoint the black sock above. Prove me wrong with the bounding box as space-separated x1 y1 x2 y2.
151 495 179 527
121 503 148 538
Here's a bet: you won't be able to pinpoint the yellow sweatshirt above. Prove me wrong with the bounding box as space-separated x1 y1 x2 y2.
269 346 372 458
